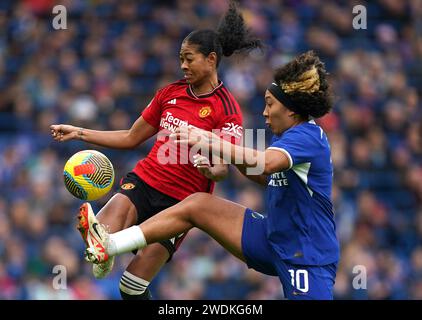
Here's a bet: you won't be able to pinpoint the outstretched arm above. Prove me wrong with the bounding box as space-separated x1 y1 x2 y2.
50 116 158 149
172 127 290 179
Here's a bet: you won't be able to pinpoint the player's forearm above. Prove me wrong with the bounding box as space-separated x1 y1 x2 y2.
78 128 138 149
211 138 265 169
209 137 268 184
234 163 268 186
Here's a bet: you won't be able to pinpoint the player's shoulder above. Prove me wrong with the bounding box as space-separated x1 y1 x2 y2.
214 83 242 117
303 120 327 139
157 79 188 95
288 120 321 135
277 121 323 145
216 84 239 106
163 79 189 90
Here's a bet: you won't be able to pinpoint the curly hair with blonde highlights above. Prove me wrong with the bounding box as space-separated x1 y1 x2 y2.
274 51 332 119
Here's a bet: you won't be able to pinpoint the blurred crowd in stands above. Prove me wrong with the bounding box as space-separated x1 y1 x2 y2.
0 0 421 299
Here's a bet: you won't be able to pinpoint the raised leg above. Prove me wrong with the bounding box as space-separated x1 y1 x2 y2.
140 193 247 262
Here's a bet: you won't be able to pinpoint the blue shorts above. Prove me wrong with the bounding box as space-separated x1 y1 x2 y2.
241 208 337 300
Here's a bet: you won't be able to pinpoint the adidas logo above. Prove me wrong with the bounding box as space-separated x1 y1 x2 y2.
167 99 176 105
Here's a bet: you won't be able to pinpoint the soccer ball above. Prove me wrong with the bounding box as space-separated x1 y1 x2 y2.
63 150 115 201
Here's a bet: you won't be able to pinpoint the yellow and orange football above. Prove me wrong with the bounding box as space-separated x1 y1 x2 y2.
63 150 114 201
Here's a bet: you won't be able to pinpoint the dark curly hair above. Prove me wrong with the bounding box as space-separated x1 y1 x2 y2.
274 51 332 119
183 0 262 67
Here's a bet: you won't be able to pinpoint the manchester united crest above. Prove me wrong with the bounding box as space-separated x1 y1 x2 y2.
198 106 212 118
121 183 135 190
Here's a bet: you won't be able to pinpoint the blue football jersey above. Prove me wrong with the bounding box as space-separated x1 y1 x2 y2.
266 120 340 265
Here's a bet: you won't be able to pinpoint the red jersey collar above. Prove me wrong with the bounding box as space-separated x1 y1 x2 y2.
187 80 223 99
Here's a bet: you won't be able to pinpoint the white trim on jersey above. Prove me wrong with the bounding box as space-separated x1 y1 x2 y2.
267 147 293 170
267 147 314 197
292 162 313 197
188 81 223 99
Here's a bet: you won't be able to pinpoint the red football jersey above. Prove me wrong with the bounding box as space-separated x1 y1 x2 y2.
133 79 243 201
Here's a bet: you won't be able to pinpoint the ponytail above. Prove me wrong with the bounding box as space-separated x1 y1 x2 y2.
183 1 262 67
217 0 262 57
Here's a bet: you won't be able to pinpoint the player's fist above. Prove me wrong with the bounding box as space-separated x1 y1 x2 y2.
193 153 211 168
193 153 215 178
50 124 81 142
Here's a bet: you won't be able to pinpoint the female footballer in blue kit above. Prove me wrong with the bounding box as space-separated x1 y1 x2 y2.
80 51 340 300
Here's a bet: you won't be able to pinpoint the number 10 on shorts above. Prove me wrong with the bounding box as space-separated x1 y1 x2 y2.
288 269 309 293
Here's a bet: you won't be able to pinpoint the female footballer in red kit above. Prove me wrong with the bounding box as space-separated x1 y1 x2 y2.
50 1 261 299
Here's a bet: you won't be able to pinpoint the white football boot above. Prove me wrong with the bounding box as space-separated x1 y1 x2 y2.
77 202 115 278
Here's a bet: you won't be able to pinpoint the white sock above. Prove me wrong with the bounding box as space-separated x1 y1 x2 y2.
107 226 147 256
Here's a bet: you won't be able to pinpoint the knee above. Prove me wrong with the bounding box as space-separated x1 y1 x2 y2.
182 193 212 223
183 193 211 211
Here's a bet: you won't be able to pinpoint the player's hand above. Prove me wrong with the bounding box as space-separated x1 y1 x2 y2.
193 154 210 168
193 153 211 170
50 124 81 142
193 154 214 178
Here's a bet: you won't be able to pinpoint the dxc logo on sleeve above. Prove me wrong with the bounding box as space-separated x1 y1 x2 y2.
221 122 243 138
